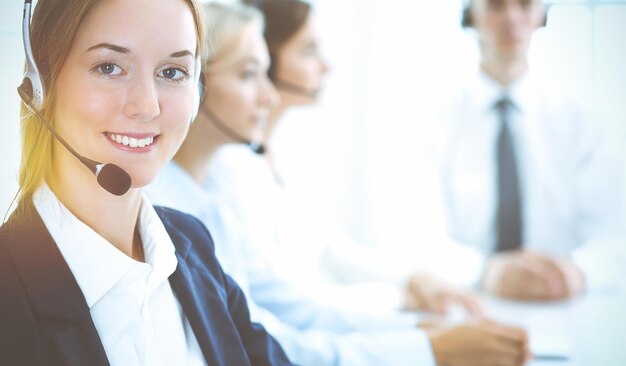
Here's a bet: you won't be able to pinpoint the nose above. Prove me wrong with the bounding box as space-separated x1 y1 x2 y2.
123 72 161 122
260 76 281 108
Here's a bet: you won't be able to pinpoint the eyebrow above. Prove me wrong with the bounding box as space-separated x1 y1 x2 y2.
170 50 194 58
87 43 130 53
87 43 194 58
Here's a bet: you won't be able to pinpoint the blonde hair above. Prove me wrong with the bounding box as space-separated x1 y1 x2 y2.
17 0 207 208
202 2 264 75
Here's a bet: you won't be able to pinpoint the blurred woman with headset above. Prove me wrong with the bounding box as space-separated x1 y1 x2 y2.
148 1 530 365
0 0 292 364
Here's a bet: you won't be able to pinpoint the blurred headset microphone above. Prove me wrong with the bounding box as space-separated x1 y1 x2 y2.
272 78 320 99
197 81 266 154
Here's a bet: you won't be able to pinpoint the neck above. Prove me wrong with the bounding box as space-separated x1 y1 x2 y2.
480 52 528 87
174 107 230 184
49 152 143 260
265 102 290 154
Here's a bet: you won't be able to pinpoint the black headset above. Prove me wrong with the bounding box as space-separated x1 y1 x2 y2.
461 2 548 28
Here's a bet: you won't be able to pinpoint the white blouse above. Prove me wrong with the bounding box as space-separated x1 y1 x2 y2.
33 184 207 366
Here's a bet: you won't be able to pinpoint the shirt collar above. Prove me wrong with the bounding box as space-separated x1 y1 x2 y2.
476 68 533 115
138 190 179 294
33 184 178 308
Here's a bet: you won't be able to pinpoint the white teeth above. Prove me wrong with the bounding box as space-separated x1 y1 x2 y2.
107 133 155 148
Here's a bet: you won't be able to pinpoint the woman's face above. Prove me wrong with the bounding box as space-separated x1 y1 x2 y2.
53 0 198 188
202 23 279 144
274 14 329 107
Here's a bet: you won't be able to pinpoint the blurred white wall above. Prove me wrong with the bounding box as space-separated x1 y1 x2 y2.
1 0 624 243
270 0 626 251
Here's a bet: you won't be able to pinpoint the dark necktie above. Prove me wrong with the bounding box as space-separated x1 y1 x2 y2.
494 97 523 252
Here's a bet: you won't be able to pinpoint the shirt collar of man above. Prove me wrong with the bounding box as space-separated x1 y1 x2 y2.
476 68 534 116
33 184 178 309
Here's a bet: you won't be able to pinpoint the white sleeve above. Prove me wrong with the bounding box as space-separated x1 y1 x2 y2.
248 299 435 366
243 248 437 366
247 260 423 332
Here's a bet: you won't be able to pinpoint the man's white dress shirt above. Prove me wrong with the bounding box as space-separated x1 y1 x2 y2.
437 70 626 288
33 185 206 366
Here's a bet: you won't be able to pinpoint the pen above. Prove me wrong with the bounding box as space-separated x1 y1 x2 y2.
533 353 569 362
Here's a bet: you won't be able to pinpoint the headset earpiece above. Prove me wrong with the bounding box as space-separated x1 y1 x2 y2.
461 6 472 28
18 0 45 111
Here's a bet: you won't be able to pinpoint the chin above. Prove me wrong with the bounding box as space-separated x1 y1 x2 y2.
125 168 160 189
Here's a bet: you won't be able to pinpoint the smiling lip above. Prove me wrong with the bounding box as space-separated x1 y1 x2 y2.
105 132 159 152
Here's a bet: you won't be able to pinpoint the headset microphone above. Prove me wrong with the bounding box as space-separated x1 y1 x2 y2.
273 79 320 99
199 107 266 155
18 0 131 196
197 80 266 155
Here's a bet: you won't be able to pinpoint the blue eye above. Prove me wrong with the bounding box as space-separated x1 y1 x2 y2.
159 67 189 82
302 46 318 57
96 63 123 76
241 69 256 80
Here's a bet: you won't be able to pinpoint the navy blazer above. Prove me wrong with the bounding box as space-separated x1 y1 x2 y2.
0 201 293 366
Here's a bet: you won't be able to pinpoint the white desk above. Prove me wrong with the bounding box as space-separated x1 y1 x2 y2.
481 286 626 366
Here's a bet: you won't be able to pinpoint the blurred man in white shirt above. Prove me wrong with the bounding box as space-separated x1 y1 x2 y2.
438 0 625 301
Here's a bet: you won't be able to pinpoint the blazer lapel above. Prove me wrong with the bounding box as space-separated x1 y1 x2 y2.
163 217 251 366
5 203 110 366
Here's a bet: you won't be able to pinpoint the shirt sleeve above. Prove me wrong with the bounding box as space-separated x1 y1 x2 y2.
247 298 436 366
247 260 423 332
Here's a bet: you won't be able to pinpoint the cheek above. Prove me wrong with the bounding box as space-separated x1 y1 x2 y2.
54 83 123 137
279 58 310 83
297 57 324 83
529 11 546 30
209 84 255 123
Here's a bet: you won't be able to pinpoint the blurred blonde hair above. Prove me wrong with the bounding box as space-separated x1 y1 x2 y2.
202 2 264 75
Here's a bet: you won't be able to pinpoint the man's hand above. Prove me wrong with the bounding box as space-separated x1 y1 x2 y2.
405 272 484 317
426 319 529 366
482 251 585 301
